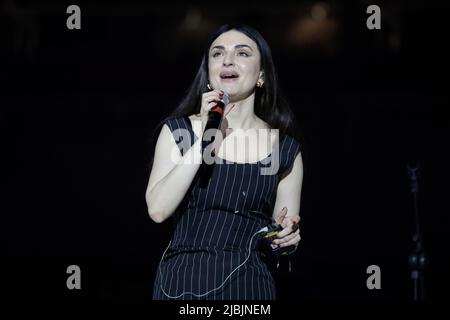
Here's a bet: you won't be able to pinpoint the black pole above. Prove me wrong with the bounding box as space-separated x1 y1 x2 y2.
407 162 427 301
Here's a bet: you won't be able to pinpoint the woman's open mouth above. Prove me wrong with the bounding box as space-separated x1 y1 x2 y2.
220 71 240 82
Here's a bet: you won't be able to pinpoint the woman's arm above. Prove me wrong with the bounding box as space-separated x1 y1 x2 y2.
145 123 203 223
271 152 303 246
272 152 303 221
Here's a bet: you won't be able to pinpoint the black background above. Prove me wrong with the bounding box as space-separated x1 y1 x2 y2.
2 0 449 300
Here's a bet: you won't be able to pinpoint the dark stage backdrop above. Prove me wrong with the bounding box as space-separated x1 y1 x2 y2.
2 0 449 300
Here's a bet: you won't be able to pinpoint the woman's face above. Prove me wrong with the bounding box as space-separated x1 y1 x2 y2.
208 30 263 101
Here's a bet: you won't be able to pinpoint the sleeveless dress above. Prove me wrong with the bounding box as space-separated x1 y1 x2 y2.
152 115 301 300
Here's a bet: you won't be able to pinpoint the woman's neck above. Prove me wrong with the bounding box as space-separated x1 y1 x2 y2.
224 92 259 130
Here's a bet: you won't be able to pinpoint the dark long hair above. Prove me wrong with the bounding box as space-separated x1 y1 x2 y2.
147 24 303 173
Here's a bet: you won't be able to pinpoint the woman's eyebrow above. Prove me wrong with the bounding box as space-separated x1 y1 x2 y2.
210 44 253 51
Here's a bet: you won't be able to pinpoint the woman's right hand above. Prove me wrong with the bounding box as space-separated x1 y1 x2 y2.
199 89 225 132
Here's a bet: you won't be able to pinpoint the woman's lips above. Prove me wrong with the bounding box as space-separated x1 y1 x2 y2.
220 76 239 82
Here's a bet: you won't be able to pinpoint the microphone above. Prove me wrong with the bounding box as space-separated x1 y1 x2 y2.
201 92 229 152
199 92 229 187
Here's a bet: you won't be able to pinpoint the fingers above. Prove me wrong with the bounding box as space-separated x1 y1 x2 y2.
275 214 300 239
201 90 225 116
272 228 299 245
278 215 300 234
276 221 298 239
206 101 218 110
205 89 223 96
203 90 223 103
277 234 301 248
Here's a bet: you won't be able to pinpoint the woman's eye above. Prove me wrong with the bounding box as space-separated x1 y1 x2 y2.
211 51 249 57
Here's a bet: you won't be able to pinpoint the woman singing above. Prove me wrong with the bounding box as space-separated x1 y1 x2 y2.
146 24 303 300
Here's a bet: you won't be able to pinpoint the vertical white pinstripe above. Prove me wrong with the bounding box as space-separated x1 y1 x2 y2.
221 215 236 299
254 165 268 299
223 162 246 299
196 159 223 297
217 163 238 299
261 176 274 299
214 164 236 299
232 163 254 299
254 179 267 299
246 160 261 300
282 137 295 176
206 162 230 299
188 142 219 297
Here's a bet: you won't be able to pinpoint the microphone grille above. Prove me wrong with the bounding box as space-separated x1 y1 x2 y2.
222 92 229 106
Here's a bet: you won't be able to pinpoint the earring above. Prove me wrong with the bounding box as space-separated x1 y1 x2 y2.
207 83 212 90
257 80 263 88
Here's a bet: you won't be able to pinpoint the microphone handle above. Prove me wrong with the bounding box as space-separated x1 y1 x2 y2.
198 102 224 188
201 103 225 153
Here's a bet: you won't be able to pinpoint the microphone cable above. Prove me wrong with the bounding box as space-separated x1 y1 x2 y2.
158 225 269 299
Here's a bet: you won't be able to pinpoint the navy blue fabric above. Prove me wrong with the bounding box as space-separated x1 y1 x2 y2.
152 115 301 300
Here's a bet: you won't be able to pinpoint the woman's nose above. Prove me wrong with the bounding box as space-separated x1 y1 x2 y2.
223 52 234 66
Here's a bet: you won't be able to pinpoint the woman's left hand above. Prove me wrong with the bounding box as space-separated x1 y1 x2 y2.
272 207 301 248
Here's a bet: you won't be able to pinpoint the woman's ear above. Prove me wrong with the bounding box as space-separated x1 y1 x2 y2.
259 71 265 85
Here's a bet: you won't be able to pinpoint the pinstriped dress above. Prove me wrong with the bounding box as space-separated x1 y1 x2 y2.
152 115 301 300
